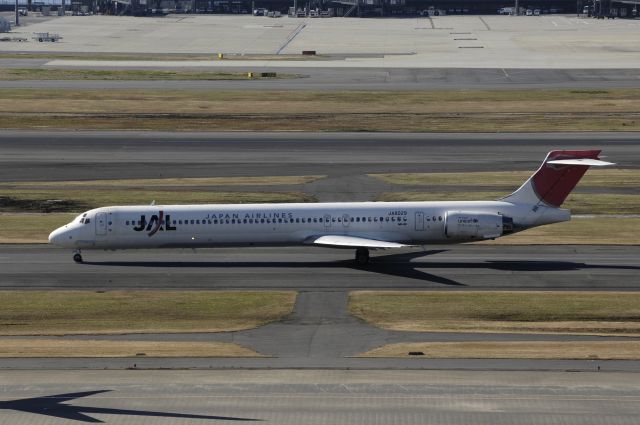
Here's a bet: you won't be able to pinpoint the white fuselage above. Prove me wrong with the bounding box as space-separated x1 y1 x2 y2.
48 200 570 250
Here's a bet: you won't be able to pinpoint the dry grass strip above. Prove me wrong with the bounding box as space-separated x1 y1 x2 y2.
0 291 296 335
349 291 640 336
0 339 260 357
360 341 640 360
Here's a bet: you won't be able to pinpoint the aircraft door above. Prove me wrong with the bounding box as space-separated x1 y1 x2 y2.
324 214 331 229
95 212 107 236
415 212 425 231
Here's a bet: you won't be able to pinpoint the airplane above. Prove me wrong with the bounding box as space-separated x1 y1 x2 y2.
48 150 613 265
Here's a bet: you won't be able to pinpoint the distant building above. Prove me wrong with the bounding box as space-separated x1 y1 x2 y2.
4 0 637 17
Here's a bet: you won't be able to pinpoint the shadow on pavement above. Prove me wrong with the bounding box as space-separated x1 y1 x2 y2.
0 390 261 423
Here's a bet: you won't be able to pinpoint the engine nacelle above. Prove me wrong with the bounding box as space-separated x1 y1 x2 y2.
444 211 507 240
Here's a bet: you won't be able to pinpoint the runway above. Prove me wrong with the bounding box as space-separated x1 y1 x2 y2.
1 131 639 183
3 370 639 425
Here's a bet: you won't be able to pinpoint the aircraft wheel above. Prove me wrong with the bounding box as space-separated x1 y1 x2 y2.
73 253 83 263
355 248 370 265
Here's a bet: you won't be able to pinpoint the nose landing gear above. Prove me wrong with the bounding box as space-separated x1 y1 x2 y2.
355 247 370 265
73 250 83 263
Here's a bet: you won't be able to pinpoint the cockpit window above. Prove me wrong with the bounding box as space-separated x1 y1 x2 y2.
76 213 91 225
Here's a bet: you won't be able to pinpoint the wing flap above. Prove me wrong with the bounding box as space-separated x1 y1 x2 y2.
308 235 409 249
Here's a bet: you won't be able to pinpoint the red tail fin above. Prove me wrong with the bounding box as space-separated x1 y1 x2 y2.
503 150 613 208
532 150 600 207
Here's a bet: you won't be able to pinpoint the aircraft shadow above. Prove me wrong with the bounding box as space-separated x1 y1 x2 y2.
84 250 466 285
0 390 261 423
82 249 640 285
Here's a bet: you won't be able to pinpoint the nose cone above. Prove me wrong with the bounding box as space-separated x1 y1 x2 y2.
48 226 68 246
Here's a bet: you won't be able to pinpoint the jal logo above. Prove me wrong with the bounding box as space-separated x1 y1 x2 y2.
133 210 176 236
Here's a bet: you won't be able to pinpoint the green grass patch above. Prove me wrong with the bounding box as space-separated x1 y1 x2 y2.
0 291 296 335
349 291 640 335
0 68 293 81
0 189 315 213
375 191 640 215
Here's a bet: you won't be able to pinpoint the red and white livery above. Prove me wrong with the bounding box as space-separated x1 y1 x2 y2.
49 150 614 264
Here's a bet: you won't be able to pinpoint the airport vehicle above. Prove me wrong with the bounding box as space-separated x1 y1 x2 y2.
49 150 613 265
32 32 62 42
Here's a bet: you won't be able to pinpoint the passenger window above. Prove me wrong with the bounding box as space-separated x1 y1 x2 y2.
278 218 282 223
350 217 354 222
438 216 442 221
85 219 90 224
296 218 300 223
356 217 360 222
374 217 378 222
368 217 372 222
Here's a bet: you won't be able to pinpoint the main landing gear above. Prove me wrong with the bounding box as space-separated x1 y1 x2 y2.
73 250 83 263
355 247 370 265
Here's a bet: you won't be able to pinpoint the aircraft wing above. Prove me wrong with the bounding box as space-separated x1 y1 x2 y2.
307 235 410 249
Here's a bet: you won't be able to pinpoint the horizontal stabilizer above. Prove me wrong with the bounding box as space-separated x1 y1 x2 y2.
308 235 409 249
547 158 615 166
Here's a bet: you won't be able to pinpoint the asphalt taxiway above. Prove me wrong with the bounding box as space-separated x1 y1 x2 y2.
1 244 638 291
3 64 640 90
